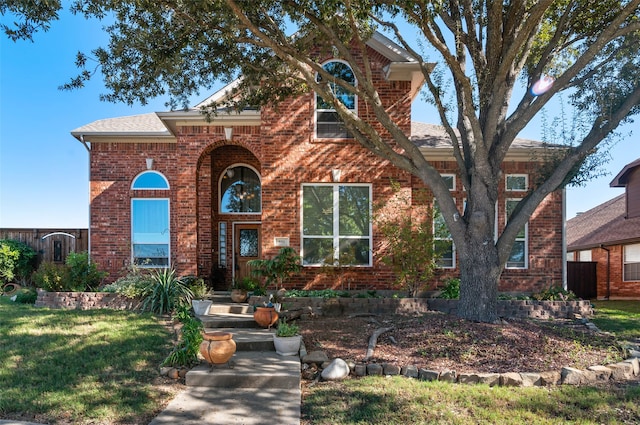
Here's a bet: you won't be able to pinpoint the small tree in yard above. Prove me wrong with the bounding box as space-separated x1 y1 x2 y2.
4 1 640 322
375 180 437 297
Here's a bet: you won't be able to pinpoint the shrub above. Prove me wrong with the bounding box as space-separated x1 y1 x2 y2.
440 278 460 299
161 305 203 367
13 287 38 304
0 239 36 284
532 285 579 301
141 269 193 314
182 275 208 299
32 262 70 292
102 267 153 299
66 252 107 291
275 319 299 337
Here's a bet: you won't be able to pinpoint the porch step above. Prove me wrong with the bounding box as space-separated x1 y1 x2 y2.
204 327 276 352
198 311 259 329
185 351 301 389
207 302 253 315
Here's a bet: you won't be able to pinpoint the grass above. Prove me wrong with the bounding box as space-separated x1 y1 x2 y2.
590 300 640 341
0 296 180 424
302 377 640 425
302 301 640 424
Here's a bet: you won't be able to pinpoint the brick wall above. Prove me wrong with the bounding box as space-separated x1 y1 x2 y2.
593 245 640 299
35 289 141 310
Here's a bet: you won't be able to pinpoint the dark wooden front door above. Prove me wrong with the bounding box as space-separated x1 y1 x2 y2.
234 224 261 282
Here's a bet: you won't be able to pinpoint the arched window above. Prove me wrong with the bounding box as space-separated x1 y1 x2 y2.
132 171 169 190
220 165 261 213
316 60 357 139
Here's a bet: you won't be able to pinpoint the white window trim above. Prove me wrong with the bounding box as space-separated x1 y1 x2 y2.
433 200 455 269
315 59 358 140
131 170 170 190
506 174 528 191
301 183 372 267
218 163 262 215
131 197 170 268
505 198 528 269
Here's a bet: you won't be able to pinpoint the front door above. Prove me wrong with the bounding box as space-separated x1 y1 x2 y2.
234 223 261 282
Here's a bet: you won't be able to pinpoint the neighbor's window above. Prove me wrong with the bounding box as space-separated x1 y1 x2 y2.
433 202 455 268
131 171 169 190
131 198 169 267
506 199 528 269
302 184 371 266
624 243 640 281
220 165 261 213
506 174 528 191
316 60 356 139
578 250 592 262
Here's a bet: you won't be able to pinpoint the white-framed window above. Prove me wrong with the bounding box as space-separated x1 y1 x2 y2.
315 60 356 139
578 250 592 262
441 174 456 191
131 198 170 267
567 251 576 261
506 174 528 191
433 201 455 268
506 199 528 269
623 243 640 281
219 165 261 214
131 170 169 190
302 183 371 266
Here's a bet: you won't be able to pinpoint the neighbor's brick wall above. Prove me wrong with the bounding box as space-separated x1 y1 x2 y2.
593 245 640 299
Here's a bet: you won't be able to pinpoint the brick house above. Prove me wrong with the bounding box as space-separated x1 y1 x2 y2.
567 158 640 299
71 32 564 293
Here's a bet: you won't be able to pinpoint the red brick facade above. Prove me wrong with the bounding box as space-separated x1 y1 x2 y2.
83 43 564 293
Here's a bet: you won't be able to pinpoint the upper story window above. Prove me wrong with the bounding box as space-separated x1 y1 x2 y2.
131 171 169 190
506 174 528 191
624 243 640 281
220 165 261 213
316 60 356 139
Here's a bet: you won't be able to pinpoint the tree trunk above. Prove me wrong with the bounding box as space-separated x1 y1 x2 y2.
457 242 502 323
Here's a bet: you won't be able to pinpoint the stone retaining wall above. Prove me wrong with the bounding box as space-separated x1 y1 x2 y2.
250 297 593 319
35 289 141 310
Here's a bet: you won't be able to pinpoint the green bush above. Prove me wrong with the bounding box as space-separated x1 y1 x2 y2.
66 252 107 291
141 269 193 314
161 305 203 367
0 239 36 284
182 275 208 299
439 278 460 299
275 319 299 337
32 262 70 292
531 285 579 301
102 267 153 298
13 287 38 304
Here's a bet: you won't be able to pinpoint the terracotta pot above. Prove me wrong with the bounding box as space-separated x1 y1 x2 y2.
230 289 248 303
253 306 279 328
199 331 236 365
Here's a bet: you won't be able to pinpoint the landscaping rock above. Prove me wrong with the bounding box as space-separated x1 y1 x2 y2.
539 370 561 386
500 372 523 387
439 370 457 383
302 350 329 365
561 367 584 385
477 373 501 386
321 358 351 381
354 363 367 376
520 373 542 387
587 365 612 381
458 373 479 384
608 362 634 380
401 365 419 378
383 363 401 376
367 363 383 376
624 357 639 376
418 369 439 381
160 367 172 376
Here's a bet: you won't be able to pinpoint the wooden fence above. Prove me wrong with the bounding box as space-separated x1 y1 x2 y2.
0 228 88 266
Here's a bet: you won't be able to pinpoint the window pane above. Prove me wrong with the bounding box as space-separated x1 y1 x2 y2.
133 244 169 266
624 244 640 262
220 166 261 213
507 241 525 268
506 200 526 238
506 175 527 191
624 263 640 281
441 175 455 191
339 186 370 236
132 200 169 242
132 171 169 189
434 239 454 267
303 186 334 235
239 229 259 257
338 238 370 265
302 238 334 265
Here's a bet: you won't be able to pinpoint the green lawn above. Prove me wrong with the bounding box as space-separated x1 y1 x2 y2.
0 297 180 424
591 300 640 341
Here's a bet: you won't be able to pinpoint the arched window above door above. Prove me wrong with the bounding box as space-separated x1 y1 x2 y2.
220 165 261 213
131 171 169 190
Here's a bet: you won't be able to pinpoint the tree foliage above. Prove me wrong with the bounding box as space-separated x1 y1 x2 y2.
3 0 639 321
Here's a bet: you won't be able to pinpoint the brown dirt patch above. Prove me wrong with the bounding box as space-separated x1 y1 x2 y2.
298 311 623 373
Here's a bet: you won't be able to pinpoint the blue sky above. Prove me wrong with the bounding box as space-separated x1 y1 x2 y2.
1 9 639 228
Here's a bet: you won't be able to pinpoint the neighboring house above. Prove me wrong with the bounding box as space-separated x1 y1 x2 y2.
567 158 640 299
71 32 564 292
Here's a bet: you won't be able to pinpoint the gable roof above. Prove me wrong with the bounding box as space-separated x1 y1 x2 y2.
610 158 640 187
566 193 640 250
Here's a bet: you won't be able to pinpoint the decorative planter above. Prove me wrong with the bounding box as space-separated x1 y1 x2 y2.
230 289 248 303
253 306 279 328
199 331 236 365
273 335 302 356
192 299 213 315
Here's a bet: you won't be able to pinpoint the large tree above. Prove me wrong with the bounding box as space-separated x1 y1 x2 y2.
3 0 639 322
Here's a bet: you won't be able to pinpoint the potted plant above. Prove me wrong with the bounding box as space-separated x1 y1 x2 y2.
230 276 256 303
273 319 302 356
248 247 301 301
186 276 212 316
